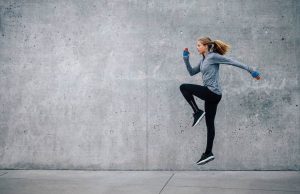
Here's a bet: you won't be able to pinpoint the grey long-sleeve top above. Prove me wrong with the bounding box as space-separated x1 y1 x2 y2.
183 51 254 95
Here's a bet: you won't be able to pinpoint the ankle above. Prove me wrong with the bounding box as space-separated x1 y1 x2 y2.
204 151 212 155
194 109 201 113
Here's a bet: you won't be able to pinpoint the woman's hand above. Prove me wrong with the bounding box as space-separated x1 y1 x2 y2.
183 48 190 59
251 71 261 80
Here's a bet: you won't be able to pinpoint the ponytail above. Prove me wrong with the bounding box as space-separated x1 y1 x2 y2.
198 37 231 55
213 39 231 55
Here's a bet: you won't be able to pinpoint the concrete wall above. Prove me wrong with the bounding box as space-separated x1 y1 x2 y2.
0 0 299 170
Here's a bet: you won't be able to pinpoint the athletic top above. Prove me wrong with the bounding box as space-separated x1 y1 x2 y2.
183 51 254 95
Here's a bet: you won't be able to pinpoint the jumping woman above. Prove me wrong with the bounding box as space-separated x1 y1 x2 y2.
179 37 261 165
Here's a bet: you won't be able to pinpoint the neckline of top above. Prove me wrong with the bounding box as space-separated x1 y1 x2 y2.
203 51 214 60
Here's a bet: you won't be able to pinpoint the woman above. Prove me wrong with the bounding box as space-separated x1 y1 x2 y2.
179 37 261 165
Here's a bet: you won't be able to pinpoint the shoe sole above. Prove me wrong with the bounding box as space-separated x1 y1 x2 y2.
196 156 215 165
192 112 206 127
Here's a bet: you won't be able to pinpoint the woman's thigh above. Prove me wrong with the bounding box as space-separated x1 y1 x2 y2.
181 83 223 103
180 83 211 101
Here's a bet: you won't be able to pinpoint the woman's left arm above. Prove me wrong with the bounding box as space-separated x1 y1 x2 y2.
211 53 254 74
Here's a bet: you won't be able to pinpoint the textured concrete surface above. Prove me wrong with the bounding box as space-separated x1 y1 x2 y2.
0 170 299 194
0 0 299 170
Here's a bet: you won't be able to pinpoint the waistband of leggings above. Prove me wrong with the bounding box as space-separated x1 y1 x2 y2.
206 86 222 97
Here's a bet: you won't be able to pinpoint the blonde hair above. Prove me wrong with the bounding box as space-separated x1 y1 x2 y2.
198 36 231 55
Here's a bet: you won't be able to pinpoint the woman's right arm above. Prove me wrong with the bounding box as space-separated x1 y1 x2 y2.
183 57 201 76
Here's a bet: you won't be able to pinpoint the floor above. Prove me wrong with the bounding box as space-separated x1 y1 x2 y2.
0 170 299 194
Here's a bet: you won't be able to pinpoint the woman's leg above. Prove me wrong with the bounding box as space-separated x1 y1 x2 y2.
204 100 221 154
179 83 211 113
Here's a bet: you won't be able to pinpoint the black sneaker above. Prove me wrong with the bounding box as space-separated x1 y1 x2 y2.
192 110 205 127
196 152 215 165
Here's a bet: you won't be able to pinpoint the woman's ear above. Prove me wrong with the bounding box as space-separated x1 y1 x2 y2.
205 44 209 51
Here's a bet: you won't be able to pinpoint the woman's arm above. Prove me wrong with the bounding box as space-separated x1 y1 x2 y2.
211 53 254 74
183 57 201 76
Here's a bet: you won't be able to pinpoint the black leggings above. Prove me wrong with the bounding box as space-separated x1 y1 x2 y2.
179 83 222 154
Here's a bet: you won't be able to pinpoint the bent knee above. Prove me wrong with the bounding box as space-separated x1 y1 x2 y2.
179 83 187 91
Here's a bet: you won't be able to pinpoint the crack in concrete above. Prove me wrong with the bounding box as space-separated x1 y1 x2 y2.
0 172 8 176
159 173 175 194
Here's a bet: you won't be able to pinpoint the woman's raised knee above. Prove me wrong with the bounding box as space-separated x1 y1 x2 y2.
179 83 187 91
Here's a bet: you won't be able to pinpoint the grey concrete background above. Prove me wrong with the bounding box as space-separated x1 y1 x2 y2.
0 0 299 170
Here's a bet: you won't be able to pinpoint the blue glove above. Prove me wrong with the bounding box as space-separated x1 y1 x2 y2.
183 49 189 58
251 71 260 78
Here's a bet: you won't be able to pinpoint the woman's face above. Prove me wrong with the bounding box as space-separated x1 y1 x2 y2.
197 41 208 55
